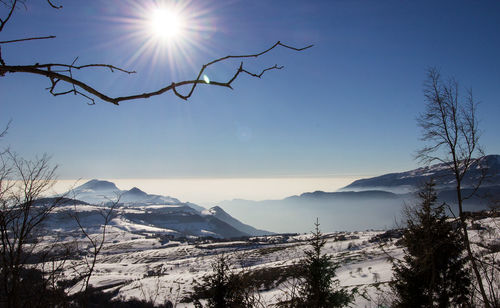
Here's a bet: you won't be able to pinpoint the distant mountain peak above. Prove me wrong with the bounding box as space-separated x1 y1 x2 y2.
68 179 200 212
127 187 146 194
76 179 119 191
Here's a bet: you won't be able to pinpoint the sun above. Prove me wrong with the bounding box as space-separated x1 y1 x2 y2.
149 8 184 40
111 1 218 77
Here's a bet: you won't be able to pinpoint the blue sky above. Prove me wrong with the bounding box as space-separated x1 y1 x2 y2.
1 0 500 183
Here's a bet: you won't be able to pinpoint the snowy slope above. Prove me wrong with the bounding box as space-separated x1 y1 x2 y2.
57 179 267 238
44 203 250 239
203 206 273 236
42 214 498 307
344 154 500 192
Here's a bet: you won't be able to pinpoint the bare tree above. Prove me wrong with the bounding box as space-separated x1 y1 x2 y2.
276 267 303 308
0 140 129 306
417 68 491 307
0 1 312 105
0 150 62 307
69 197 119 301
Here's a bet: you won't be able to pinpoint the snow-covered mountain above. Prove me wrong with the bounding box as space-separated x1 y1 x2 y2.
203 206 272 236
58 179 271 238
68 179 183 207
343 154 500 192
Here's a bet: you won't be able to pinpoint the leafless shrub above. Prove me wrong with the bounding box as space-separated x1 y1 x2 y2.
0 150 68 306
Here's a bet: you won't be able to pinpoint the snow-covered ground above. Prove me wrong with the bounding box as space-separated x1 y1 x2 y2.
36 208 499 307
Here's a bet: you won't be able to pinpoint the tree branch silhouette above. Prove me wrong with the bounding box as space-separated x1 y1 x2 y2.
0 41 312 105
1 0 312 105
0 35 56 44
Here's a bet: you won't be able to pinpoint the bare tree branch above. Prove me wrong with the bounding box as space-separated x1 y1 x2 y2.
0 41 313 105
0 0 17 32
46 0 62 9
0 119 10 139
69 196 119 300
0 35 56 44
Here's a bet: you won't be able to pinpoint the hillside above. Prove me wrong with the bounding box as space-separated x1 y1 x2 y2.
57 180 272 238
343 154 500 192
36 210 500 307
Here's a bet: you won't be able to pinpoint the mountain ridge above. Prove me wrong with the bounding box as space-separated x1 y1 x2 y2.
61 179 271 237
217 155 500 233
204 206 273 236
343 154 500 192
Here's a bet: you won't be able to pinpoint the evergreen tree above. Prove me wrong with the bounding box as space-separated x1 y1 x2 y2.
198 254 257 308
296 219 353 308
204 254 235 308
391 180 471 307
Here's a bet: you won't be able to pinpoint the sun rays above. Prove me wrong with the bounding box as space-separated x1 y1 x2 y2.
109 1 218 82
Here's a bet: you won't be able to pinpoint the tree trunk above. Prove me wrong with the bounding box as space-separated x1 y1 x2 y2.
456 178 490 307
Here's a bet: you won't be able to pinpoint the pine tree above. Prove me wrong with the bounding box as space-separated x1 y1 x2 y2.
204 254 237 308
199 254 258 308
296 219 353 308
391 180 471 307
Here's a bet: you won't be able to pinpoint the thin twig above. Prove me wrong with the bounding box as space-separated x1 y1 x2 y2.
0 0 18 32
46 0 62 9
0 35 56 44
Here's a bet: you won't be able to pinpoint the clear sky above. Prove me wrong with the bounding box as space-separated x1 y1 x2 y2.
1 1 500 198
